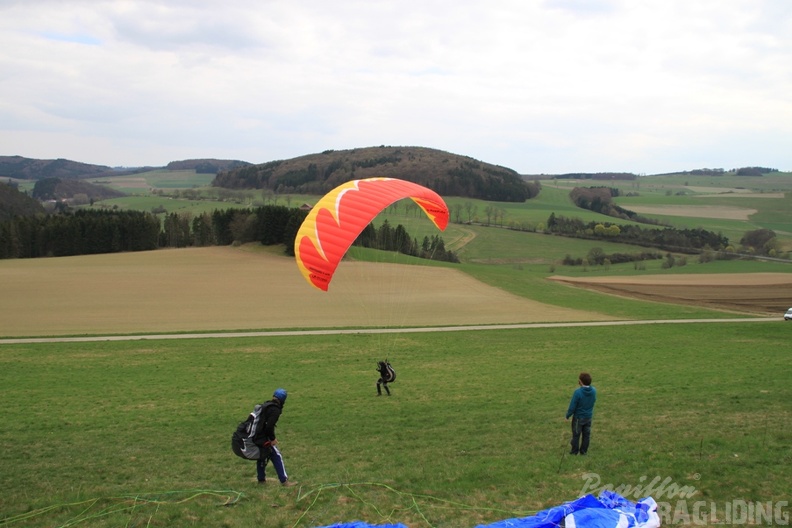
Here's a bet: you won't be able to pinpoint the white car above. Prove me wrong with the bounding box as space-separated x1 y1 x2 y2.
786 308 792 321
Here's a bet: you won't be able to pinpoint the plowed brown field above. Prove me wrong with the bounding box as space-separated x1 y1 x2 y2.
549 273 792 315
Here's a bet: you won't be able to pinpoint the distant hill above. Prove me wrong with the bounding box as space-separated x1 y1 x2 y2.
166 159 252 174
0 182 46 221
212 146 539 202
0 155 257 181
0 156 117 180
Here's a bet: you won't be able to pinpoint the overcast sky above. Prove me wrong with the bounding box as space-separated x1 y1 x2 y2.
1 0 790 174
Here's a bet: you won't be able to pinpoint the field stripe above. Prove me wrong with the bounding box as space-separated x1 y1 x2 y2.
0 317 778 345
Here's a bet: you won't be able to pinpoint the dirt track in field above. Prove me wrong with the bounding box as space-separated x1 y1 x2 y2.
549 273 792 315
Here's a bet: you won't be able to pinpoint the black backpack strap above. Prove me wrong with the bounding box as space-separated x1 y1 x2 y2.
252 401 276 443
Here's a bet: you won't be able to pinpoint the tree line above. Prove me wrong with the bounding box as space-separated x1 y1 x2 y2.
0 209 161 258
0 205 457 264
562 249 665 267
546 213 730 253
0 206 308 259
355 220 459 263
569 186 666 226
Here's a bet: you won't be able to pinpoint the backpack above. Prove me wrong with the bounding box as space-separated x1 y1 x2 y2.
378 361 396 383
231 401 274 460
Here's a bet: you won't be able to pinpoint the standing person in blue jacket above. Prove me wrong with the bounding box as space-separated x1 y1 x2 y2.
566 372 597 455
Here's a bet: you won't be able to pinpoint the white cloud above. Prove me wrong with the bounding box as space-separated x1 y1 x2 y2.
0 0 790 173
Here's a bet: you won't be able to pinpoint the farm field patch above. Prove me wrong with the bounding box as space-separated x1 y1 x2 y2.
3 245 788 339
0 246 616 337
625 204 758 220
550 273 792 315
684 185 785 198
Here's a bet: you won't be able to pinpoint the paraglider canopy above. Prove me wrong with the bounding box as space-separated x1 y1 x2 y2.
294 178 449 291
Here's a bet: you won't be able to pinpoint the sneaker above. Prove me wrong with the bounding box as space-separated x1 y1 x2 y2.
281 480 297 487
258 480 267 485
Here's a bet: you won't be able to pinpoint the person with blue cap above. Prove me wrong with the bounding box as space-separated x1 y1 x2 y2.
256 389 294 486
254 388 295 486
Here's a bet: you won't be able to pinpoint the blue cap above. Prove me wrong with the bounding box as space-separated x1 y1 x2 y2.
273 388 287 404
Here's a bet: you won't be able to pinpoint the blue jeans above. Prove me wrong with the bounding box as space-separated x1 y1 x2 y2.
257 445 288 483
570 417 592 455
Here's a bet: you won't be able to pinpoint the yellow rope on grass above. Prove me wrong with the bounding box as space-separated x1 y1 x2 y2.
0 489 244 527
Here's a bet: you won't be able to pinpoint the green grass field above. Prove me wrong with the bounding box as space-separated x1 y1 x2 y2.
2 169 791 527
1 323 789 527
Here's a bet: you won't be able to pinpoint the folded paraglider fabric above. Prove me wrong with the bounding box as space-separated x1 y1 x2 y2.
311 491 659 528
476 491 660 528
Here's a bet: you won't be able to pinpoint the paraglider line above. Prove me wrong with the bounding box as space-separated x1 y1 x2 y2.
0 489 244 527
557 428 568 473
293 481 536 528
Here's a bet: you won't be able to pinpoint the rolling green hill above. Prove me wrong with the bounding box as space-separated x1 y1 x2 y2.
0 155 115 180
212 146 539 202
0 155 248 181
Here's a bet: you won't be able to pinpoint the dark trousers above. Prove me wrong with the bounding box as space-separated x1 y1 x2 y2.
377 378 390 395
256 445 288 483
570 417 592 455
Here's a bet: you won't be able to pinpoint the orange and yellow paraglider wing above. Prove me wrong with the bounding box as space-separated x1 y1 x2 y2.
411 196 449 231
294 178 449 291
294 180 357 291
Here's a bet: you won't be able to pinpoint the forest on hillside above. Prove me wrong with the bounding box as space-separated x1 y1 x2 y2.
212 146 540 202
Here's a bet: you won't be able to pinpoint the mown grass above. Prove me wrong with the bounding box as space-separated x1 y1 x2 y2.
1 323 790 527
3 169 790 527
90 195 239 215
87 170 216 192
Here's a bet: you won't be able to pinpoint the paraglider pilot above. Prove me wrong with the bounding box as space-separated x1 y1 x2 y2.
566 372 597 455
231 388 295 486
376 360 396 396
255 388 294 485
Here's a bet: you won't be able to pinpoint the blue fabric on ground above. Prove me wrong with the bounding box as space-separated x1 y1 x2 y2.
311 492 659 528
475 492 659 528
475 494 604 528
